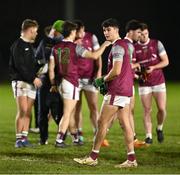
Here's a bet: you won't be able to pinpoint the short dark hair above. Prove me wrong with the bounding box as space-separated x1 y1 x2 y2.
140 22 148 30
125 19 142 33
44 25 52 36
21 19 38 32
73 19 84 31
101 18 119 28
61 21 77 38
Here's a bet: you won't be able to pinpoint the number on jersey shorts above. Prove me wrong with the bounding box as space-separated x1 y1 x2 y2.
103 94 130 107
138 83 166 95
59 79 80 100
78 78 98 92
11 81 36 99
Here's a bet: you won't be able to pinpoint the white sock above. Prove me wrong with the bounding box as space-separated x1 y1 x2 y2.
157 124 163 131
16 133 22 139
92 149 99 153
22 131 28 137
146 133 152 139
127 151 135 155
78 128 82 132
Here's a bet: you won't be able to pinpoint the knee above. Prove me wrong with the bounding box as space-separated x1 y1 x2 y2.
18 109 28 117
158 108 166 116
97 119 108 130
144 107 152 116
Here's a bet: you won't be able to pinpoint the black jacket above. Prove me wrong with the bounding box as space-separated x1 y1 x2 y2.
9 38 39 83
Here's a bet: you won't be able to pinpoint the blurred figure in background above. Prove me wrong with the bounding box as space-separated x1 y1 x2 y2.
134 22 169 145
123 19 145 148
73 20 109 146
9 19 42 148
35 20 64 145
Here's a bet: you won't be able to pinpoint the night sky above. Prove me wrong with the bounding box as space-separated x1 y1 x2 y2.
0 0 179 82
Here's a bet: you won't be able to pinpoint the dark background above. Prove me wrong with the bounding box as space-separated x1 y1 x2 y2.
0 0 179 82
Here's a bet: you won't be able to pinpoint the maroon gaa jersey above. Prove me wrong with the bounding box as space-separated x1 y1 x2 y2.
134 39 165 86
76 32 100 79
53 41 79 87
107 39 133 97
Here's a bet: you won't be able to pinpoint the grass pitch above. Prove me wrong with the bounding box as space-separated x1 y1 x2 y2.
0 82 180 174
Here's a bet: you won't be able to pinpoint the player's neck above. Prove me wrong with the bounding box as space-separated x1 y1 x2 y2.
20 34 32 43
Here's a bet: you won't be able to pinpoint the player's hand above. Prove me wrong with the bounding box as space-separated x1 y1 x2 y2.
103 41 111 47
146 66 154 73
93 77 105 88
93 77 108 95
33 77 42 88
132 63 141 71
50 85 58 93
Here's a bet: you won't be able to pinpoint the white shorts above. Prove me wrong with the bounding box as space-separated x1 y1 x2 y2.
78 78 98 92
59 79 80 100
138 83 166 95
103 94 130 107
11 81 36 99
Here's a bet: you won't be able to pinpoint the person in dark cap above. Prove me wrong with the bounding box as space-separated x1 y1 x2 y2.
35 20 64 145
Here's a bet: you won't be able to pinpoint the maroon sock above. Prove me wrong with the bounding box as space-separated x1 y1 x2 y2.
71 132 78 141
128 154 136 161
63 132 67 141
90 151 99 160
57 132 65 140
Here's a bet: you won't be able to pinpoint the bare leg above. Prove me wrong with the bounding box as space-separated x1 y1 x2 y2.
140 93 153 137
129 95 135 136
117 104 134 153
84 90 99 130
93 104 118 151
15 96 34 133
153 91 166 126
58 99 77 134
74 91 83 129
153 91 166 142
23 97 34 131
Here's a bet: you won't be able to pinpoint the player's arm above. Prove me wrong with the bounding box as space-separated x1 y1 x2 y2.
35 40 44 62
131 62 141 70
82 41 111 60
93 58 122 95
92 34 102 78
49 55 55 85
104 45 124 82
130 47 141 70
104 60 122 82
49 55 58 92
147 41 169 73
95 56 102 78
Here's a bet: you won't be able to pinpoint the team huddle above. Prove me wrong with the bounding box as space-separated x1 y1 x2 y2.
9 18 169 168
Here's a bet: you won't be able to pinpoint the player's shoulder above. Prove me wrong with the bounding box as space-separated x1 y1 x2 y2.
11 38 27 51
85 31 93 36
115 39 128 49
150 38 159 44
